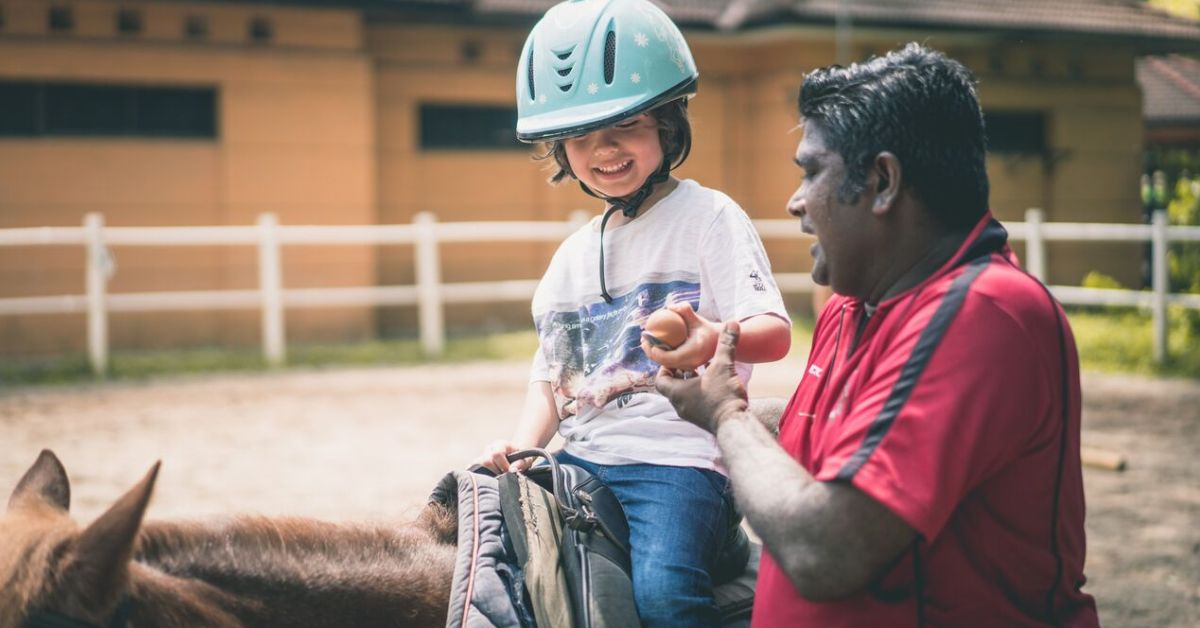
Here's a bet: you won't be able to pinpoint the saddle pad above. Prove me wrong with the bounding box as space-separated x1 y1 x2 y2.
430 470 530 628
499 473 573 628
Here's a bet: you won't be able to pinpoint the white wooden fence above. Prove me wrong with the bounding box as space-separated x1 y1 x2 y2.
1 208 1199 375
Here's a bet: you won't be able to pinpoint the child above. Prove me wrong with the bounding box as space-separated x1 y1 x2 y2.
477 0 791 625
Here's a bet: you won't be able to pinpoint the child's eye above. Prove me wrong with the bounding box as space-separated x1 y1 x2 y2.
616 114 650 129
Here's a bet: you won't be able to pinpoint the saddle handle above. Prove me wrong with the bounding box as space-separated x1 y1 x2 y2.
464 448 565 502
504 448 570 513
465 449 552 479
489 448 629 553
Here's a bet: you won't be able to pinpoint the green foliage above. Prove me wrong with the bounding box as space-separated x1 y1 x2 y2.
1144 150 1200 335
1143 0 1200 20
1078 272 1128 315
0 332 539 387
4 312 1195 386
1067 307 1200 378
1081 272 1125 291
0 322 822 388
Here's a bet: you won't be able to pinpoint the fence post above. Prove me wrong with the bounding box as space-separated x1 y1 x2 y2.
414 212 444 357
84 213 110 377
258 213 286 367
569 209 591 229
1151 210 1168 364
1025 208 1046 282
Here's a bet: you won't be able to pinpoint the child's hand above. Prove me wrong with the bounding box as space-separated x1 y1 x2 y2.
475 440 534 473
641 303 721 371
656 321 749 434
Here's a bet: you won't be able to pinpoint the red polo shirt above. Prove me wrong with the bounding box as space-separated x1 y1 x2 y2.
753 214 1098 627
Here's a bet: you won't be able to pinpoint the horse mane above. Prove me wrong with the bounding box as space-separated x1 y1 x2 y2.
137 513 457 589
1 448 461 628
124 510 459 627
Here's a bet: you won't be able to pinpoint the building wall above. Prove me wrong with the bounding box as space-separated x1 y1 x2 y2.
0 0 376 356
0 3 1149 356
951 43 1145 286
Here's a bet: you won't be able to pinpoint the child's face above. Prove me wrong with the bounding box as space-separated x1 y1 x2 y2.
563 112 664 200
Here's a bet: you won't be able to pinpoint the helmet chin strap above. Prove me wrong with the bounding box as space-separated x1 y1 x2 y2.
582 161 672 304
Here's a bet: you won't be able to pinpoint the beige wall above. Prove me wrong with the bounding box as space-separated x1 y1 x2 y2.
0 4 1150 356
0 0 375 355
954 44 1145 286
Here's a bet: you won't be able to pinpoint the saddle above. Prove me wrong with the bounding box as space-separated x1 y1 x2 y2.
489 449 757 628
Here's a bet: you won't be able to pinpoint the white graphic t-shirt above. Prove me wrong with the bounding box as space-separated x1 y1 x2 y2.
530 180 789 470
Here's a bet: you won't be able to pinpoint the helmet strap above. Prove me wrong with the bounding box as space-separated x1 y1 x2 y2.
578 160 671 219
591 160 672 303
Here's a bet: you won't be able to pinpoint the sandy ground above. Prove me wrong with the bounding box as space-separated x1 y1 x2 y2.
1 359 1196 626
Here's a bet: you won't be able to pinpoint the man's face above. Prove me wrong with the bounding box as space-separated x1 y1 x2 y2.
786 124 873 297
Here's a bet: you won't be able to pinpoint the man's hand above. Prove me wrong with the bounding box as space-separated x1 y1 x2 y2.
641 303 720 371
655 321 749 433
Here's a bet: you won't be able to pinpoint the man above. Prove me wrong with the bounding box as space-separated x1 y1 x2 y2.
657 43 1099 626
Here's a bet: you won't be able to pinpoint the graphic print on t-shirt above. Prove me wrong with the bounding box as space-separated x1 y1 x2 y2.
536 280 699 420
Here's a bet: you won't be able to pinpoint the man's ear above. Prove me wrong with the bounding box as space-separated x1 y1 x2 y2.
871 152 902 215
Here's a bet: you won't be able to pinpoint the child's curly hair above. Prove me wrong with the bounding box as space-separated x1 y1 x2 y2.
535 98 693 184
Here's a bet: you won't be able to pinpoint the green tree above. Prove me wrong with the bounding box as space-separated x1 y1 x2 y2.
1144 0 1200 20
1143 144 1200 339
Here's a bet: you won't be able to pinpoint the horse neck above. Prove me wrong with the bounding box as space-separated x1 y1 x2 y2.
128 516 456 628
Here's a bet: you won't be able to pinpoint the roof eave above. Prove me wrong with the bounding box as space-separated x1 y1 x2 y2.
731 13 1200 55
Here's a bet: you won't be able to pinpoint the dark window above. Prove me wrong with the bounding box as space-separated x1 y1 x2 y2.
116 8 142 35
45 84 134 135
49 5 73 32
185 14 209 39
0 81 217 139
984 111 1046 155
460 40 482 63
249 16 272 43
419 104 522 150
137 87 216 137
0 83 39 136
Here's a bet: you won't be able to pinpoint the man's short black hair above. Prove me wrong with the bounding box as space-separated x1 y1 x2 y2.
799 43 989 231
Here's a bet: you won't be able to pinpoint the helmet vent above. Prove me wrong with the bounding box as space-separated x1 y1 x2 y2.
554 45 575 61
559 83 572 93
557 68 571 77
527 42 536 101
603 30 616 85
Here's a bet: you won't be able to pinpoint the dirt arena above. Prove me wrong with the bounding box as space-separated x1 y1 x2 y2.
1 359 1196 626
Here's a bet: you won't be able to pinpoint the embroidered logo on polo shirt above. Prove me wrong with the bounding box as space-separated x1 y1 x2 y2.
807 364 824 379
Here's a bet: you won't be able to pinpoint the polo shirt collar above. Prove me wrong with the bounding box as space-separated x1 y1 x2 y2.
868 210 1008 311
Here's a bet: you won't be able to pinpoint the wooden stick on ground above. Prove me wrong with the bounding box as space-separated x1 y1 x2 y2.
1080 447 1128 472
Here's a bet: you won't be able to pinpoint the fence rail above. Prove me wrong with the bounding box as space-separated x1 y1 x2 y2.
1 208 1197 375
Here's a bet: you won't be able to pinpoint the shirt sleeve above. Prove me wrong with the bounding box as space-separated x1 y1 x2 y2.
814 291 1055 541
529 346 550 384
697 200 790 325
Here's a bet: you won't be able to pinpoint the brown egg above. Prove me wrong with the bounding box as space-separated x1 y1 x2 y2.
642 308 688 351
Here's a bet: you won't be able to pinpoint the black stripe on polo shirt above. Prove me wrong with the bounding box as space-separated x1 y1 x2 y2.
835 254 993 481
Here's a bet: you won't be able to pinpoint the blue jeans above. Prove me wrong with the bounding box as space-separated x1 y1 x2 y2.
557 450 734 628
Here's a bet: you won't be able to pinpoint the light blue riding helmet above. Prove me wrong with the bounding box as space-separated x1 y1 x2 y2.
515 0 698 143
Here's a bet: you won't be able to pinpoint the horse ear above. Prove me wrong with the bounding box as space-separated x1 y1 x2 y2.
8 449 70 512
63 461 160 599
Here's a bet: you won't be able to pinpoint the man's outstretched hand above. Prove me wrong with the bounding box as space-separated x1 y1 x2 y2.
656 321 749 434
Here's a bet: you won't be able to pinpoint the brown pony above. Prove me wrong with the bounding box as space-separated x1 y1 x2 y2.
1 450 459 628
